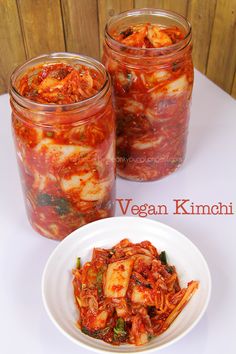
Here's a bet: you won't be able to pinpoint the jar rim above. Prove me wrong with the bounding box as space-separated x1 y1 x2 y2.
10 52 110 111
105 8 192 58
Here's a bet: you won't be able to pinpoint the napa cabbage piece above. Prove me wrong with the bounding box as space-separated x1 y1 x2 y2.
104 258 134 297
164 75 188 96
33 171 56 191
131 285 155 306
81 263 98 287
133 255 152 271
138 333 149 345
151 70 170 82
93 310 109 329
150 75 188 100
123 99 144 114
35 138 91 164
121 244 154 257
130 314 150 345
60 171 111 202
147 25 172 47
80 179 111 201
116 72 129 86
115 298 129 317
60 172 93 191
132 136 164 150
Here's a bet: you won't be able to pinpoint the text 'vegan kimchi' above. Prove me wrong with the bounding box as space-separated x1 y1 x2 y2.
10 54 115 240
73 239 199 346
103 9 193 181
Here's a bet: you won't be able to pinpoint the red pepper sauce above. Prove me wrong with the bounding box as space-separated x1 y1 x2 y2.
12 62 115 240
112 23 184 48
72 239 199 346
103 23 193 181
18 63 104 104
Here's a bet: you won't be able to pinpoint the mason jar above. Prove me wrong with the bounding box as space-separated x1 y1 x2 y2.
103 9 193 181
10 53 116 240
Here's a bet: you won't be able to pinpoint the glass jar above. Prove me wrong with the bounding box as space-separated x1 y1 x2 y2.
103 9 193 181
10 53 116 240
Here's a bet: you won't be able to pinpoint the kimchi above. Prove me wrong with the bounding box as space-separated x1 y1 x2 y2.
73 239 199 346
10 53 116 240
103 9 194 181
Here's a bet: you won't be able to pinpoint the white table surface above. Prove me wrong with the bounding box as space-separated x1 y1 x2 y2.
0 70 236 354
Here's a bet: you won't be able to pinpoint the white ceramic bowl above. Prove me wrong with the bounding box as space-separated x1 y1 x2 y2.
42 217 211 353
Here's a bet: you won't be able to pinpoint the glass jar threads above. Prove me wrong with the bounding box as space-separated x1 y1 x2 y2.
103 9 193 181
10 53 116 240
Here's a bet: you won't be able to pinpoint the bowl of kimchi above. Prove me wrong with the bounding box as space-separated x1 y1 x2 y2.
42 217 211 353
